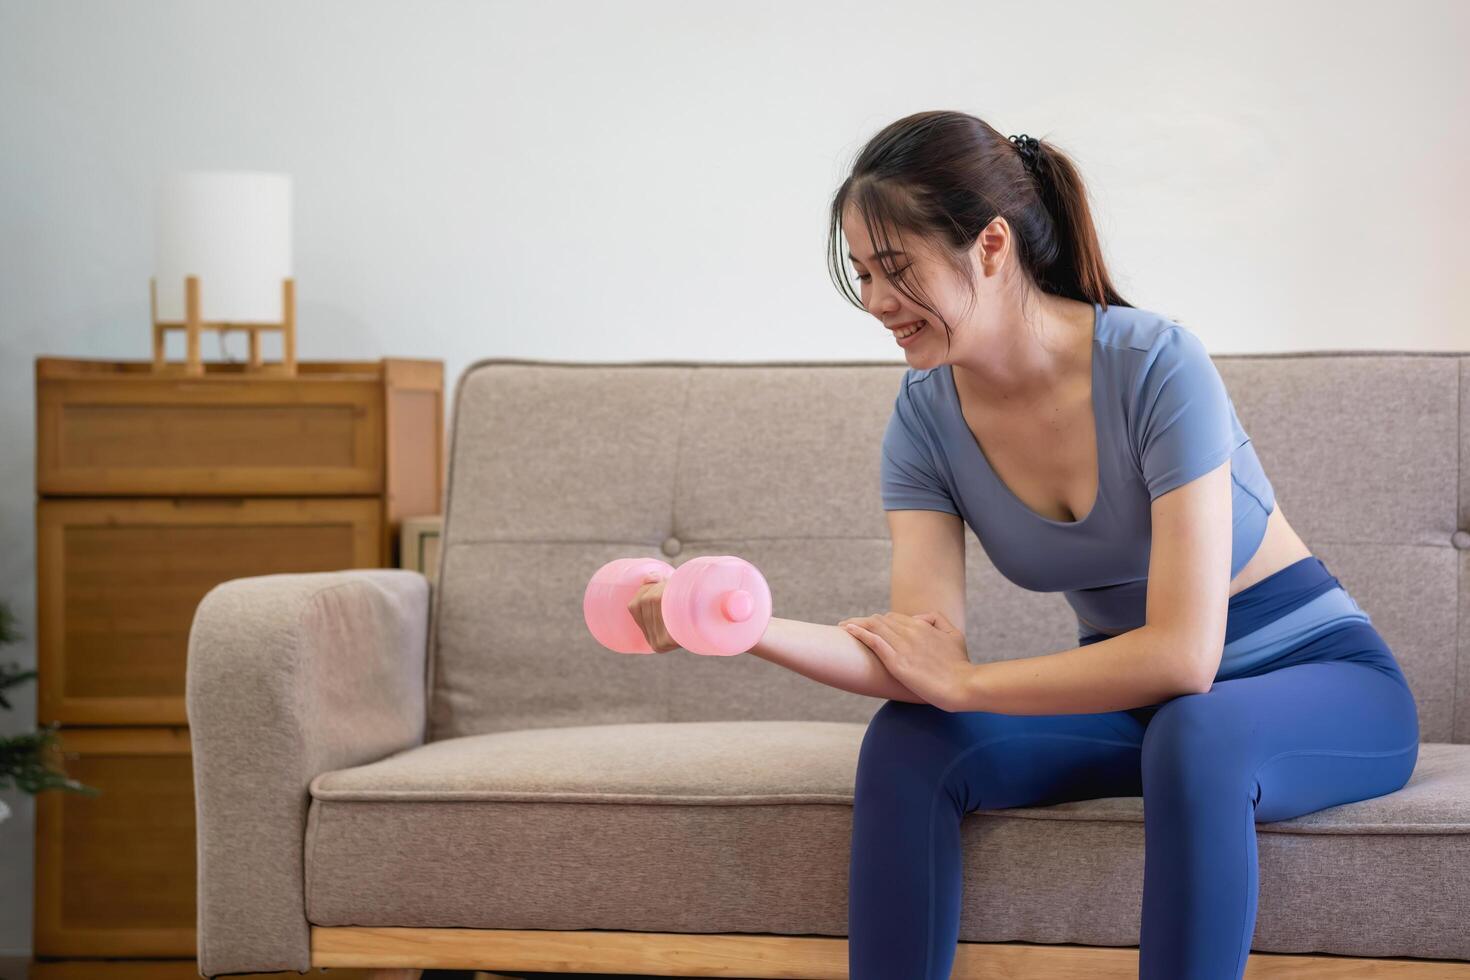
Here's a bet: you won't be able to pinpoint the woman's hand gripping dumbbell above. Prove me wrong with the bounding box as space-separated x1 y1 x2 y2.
583 555 772 656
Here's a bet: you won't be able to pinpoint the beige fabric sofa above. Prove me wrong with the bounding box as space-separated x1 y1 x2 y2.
186 352 1470 979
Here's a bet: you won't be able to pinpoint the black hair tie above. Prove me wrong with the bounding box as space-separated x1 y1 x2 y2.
1008 133 1042 172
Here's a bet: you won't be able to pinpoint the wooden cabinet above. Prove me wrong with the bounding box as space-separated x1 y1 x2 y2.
30 357 443 977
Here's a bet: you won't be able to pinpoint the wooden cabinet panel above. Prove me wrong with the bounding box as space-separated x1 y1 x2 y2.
384 359 445 531
36 497 383 726
32 729 197 957
36 372 384 496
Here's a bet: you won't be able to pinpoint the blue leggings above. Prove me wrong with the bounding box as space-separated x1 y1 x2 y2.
847 557 1420 979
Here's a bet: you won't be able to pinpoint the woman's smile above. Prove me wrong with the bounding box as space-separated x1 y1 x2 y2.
894 320 927 345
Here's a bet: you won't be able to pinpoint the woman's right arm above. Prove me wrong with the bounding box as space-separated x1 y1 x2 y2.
745 510 967 705
629 506 958 704
747 617 929 703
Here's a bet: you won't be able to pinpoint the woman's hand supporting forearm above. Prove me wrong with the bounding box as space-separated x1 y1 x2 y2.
746 617 930 704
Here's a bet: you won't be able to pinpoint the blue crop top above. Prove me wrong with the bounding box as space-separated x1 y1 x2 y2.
880 301 1276 642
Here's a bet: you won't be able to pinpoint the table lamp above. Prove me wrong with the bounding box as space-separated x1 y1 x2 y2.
151 170 295 375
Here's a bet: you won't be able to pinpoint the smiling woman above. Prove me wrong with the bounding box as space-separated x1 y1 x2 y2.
823 110 1418 980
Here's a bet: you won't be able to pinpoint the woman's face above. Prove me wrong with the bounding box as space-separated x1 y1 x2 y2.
841 204 983 364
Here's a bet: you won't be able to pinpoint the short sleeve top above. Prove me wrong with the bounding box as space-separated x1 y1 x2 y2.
880 302 1276 640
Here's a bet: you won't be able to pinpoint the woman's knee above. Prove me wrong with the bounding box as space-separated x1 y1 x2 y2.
1140 694 1252 789
858 700 947 761
856 700 1002 786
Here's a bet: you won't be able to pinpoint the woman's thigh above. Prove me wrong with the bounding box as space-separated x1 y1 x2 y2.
854 699 1148 814
856 620 1420 817
1141 655 1420 821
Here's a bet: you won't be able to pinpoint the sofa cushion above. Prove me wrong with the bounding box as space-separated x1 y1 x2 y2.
304 721 1470 960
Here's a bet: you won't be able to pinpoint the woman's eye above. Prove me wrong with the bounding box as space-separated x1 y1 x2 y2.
852 264 910 283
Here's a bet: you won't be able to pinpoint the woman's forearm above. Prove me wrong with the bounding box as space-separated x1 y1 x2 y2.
747 617 929 704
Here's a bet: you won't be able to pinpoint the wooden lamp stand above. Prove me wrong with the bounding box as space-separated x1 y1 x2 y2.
150 274 297 376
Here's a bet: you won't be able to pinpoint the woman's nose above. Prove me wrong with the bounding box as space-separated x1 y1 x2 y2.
867 291 898 318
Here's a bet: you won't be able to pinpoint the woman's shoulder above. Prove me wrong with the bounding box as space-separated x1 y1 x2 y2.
1096 304 1221 398
1095 302 1200 355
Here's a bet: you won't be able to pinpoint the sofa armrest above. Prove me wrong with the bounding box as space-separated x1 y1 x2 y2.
185 568 430 978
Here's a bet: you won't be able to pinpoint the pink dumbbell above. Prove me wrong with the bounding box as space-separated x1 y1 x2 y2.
583 555 772 656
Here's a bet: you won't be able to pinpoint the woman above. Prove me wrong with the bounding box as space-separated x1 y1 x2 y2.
825 111 1420 979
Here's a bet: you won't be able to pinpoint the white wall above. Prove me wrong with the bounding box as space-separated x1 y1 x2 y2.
1 0 1466 957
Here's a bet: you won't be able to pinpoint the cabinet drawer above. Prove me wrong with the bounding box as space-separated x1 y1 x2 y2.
33 728 197 957
37 497 383 725
37 374 383 495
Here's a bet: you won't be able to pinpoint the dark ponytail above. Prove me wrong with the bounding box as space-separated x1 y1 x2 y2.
827 110 1132 349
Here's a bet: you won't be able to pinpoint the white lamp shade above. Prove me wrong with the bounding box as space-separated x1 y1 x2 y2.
154 171 293 323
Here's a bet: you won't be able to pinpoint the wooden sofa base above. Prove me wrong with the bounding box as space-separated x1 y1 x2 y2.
321 926 1470 978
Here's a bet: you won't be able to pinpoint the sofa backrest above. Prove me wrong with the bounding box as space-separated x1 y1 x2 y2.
426 352 1470 745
